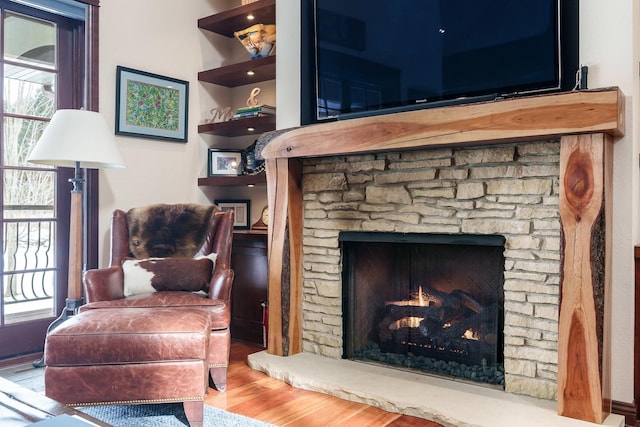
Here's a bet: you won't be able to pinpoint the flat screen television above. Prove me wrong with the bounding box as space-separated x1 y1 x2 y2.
301 0 579 125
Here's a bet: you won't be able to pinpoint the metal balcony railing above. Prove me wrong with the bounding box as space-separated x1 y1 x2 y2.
3 206 56 310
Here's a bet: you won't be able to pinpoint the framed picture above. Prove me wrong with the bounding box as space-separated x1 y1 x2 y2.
115 66 189 142
208 149 243 176
215 199 250 229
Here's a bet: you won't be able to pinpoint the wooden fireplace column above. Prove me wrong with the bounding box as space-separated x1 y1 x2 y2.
557 133 614 423
260 87 624 424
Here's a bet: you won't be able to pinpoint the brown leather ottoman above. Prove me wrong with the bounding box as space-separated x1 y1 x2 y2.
44 307 210 427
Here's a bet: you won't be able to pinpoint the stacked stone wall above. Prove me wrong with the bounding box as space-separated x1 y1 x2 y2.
301 140 561 400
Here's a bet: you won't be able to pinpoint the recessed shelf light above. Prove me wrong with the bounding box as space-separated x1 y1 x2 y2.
247 14 255 20
246 70 255 76
247 127 256 132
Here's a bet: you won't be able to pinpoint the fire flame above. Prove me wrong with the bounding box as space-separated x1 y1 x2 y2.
396 286 480 341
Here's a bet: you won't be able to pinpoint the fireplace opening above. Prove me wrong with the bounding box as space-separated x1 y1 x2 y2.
340 232 505 387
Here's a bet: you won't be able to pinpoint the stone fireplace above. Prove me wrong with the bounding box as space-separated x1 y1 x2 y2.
341 231 506 387
256 87 624 424
300 142 561 398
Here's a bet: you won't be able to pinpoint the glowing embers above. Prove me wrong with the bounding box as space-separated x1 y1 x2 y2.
379 285 499 364
386 285 481 338
368 284 504 385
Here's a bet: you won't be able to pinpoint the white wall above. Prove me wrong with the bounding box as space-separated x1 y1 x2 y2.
98 0 268 265
578 1 638 403
97 0 639 404
275 0 299 129
97 0 215 261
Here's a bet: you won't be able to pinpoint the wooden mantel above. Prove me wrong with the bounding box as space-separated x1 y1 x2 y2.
259 87 624 424
262 87 623 159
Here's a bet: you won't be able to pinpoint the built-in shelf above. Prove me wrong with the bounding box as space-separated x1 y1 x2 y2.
198 0 276 38
197 0 275 190
198 173 266 187
198 114 276 137
198 55 276 88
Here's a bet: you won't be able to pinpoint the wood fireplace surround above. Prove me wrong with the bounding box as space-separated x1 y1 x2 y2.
258 87 625 424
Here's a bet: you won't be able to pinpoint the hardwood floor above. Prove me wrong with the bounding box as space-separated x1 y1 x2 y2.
0 342 442 426
207 342 442 426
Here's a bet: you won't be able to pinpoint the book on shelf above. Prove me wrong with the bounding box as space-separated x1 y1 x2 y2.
230 111 273 120
230 104 276 120
234 104 276 114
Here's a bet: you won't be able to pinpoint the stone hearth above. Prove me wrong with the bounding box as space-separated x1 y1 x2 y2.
247 350 624 427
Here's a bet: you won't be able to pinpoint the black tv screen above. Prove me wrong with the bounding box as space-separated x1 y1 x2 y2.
301 0 578 124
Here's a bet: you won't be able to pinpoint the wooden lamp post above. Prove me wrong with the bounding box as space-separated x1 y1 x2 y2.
27 109 125 364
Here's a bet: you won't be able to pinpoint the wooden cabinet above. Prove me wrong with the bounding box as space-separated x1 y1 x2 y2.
230 231 268 345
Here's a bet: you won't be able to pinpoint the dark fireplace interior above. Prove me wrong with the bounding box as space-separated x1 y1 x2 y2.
341 232 505 387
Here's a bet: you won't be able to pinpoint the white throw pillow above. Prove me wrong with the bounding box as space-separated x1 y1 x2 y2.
122 253 217 297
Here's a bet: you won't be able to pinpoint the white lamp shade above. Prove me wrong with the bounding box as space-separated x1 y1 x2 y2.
27 109 125 169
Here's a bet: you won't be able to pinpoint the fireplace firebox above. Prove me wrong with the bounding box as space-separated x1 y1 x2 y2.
341 232 505 387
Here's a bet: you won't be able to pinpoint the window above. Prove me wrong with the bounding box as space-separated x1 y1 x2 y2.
0 0 97 359
3 10 58 325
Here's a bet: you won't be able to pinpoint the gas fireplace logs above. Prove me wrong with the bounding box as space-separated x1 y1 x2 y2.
378 286 499 365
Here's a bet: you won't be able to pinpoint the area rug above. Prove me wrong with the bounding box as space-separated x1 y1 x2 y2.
79 403 274 427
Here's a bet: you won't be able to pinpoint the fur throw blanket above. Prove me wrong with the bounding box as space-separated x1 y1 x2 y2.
126 204 216 259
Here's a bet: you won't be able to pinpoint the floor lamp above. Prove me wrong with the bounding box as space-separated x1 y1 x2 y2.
27 109 125 366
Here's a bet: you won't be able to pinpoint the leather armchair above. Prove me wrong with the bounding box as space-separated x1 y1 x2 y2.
80 204 235 391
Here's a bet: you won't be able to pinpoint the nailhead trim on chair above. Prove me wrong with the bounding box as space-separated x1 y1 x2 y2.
208 362 228 368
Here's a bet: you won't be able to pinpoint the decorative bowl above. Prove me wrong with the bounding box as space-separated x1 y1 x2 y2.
234 24 276 59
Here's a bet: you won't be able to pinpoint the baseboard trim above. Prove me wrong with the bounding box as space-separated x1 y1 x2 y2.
612 400 637 427
0 352 42 369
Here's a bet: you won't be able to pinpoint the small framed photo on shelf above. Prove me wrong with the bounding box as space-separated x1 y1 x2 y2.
208 149 243 176
215 199 250 230
115 66 189 143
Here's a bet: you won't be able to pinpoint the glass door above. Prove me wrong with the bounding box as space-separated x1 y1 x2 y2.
0 1 85 359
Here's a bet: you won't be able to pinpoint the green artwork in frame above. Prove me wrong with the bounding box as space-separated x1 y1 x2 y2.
115 66 189 142
125 80 180 131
